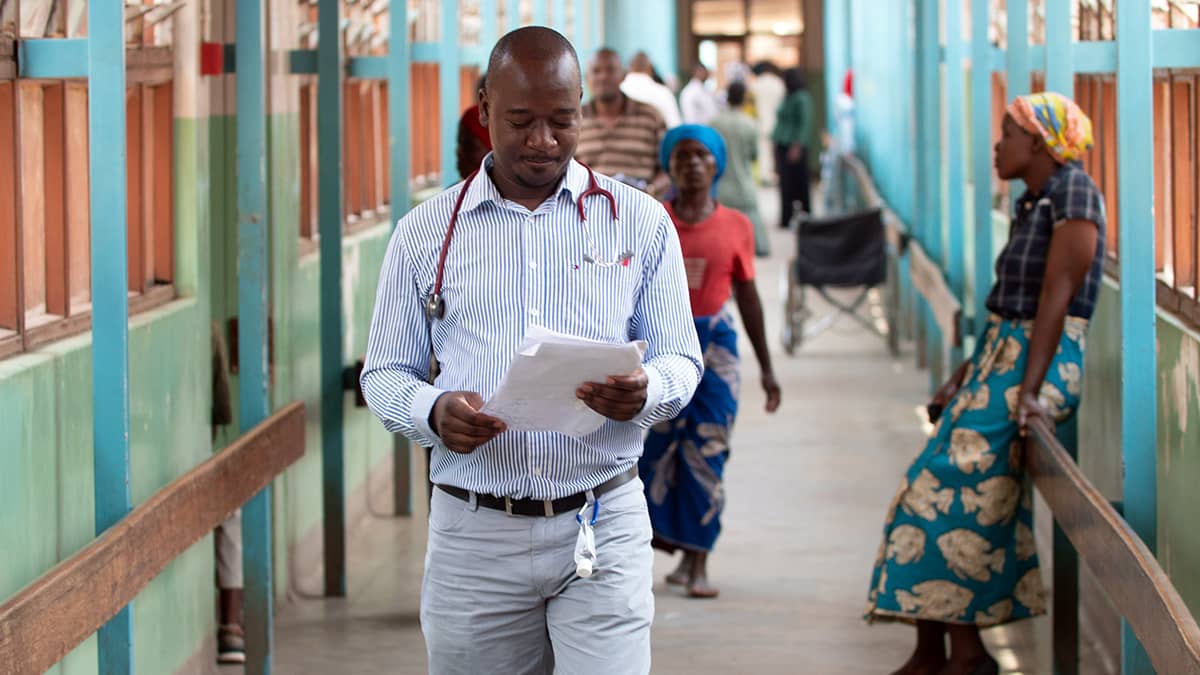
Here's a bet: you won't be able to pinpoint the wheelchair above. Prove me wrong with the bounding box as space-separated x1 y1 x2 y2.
781 206 899 356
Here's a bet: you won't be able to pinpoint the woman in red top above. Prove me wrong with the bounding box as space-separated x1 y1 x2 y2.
639 125 782 598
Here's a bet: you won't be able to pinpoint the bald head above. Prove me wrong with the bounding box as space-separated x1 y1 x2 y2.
478 26 583 206
587 47 624 103
486 26 581 96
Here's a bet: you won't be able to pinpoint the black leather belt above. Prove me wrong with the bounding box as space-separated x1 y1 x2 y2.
437 466 638 517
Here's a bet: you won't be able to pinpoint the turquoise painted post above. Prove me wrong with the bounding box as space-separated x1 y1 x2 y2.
1116 1 1156 672
1007 0 1030 205
508 0 522 31
1045 0 1073 96
534 0 547 26
317 0 347 597
574 0 587 52
918 0 944 389
590 0 600 51
551 0 565 32
441 1 461 187
970 0 993 325
482 0 499 54
390 0 412 216
944 0 966 367
236 0 275 671
603 0 677 84
88 0 134 671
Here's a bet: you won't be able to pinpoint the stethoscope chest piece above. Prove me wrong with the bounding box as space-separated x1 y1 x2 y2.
425 293 446 320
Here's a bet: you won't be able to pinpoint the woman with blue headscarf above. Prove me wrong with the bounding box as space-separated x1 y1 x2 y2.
640 125 782 598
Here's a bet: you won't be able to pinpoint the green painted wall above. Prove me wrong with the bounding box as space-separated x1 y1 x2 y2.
1079 282 1200 617
0 116 214 675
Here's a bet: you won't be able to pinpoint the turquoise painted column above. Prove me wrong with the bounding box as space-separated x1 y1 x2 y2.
970 0 993 323
533 0 547 26
551 0 565 32
1006 0 1030 205
590 0 600 52
387 0 413 516
441 1 461 187
917 0 944 389
88 0 133 671
944 0 966 367
508 0 522 31
236 0 276 671
481 0 499 53
1045 0 1073 96
390 0 412 215
603 0 676 82
317 0 347 598
1116 1 1156 672
574 0 587 52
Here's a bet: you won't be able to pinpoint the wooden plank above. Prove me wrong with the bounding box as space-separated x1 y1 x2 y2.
0 82 18 331
42 83 67 317
908 241 962 347
65 83 90 312
152 83 173 284
1026 418 1200 675
0 402 306 675
126 46 174 86
0 36 14 80
125 86 145 294
1170 77 1194 291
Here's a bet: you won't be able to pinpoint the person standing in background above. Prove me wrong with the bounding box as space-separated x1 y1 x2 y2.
709 81 769 256
749 61 785 185
578 48 671 197
680 64 719 125
772 67 815 229
621 51 683 128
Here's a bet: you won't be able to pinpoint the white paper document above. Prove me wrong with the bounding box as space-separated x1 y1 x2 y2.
481 325 647 437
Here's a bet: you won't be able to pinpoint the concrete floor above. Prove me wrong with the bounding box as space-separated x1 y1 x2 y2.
260 194 1094 674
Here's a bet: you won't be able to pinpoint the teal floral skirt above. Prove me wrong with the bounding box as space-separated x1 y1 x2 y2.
865 314 1088 627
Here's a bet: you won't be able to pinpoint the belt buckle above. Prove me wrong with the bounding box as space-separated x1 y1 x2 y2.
543 500 554 518
504 496 514 516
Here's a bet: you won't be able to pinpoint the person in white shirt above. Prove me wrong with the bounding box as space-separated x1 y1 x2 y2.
749 61 786 185
621 51 682 128
680 64 719 125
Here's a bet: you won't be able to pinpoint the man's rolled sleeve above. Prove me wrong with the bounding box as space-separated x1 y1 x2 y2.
360 223 444 449
630 211 703 428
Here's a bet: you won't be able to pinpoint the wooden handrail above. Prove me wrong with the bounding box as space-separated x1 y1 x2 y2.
1026 417 1200 674
0 402 306 675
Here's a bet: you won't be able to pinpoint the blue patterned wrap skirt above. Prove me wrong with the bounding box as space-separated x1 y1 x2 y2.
639 311 740 553
865 314 1089 626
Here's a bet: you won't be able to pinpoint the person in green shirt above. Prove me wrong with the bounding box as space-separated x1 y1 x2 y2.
771 67 815 229
710 81 770 256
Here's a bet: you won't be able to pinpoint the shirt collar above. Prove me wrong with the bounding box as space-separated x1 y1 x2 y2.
459 155 589 214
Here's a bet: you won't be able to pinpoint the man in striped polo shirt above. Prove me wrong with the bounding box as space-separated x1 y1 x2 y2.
577 48 671 198
361 27 702 675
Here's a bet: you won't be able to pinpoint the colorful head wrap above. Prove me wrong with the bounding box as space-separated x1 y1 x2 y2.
660 124 727 193
458 105 492 149
1007 92 1093 164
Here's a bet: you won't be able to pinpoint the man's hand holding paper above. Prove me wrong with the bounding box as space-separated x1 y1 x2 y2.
477 325 649 437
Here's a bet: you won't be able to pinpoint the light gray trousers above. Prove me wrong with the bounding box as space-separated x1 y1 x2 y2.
421 477 654 675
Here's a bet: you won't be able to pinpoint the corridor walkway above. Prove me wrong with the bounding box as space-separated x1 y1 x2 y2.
265 198 1083 674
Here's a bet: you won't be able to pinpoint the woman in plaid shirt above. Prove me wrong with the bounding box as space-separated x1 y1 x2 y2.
864 92 1106 675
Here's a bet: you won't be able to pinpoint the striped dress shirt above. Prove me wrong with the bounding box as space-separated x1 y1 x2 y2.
361 158 703 500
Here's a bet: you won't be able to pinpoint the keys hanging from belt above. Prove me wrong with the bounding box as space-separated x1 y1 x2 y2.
574 499 600 578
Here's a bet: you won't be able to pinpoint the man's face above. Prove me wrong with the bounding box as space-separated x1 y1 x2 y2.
587 52 624 103
480 56 582 191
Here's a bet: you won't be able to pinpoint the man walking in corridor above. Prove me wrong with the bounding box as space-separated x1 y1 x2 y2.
360 26 702 675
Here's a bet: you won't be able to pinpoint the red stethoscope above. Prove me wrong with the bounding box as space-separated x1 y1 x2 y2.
423 165 633 322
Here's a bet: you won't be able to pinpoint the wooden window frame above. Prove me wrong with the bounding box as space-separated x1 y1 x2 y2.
0 42 177 362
